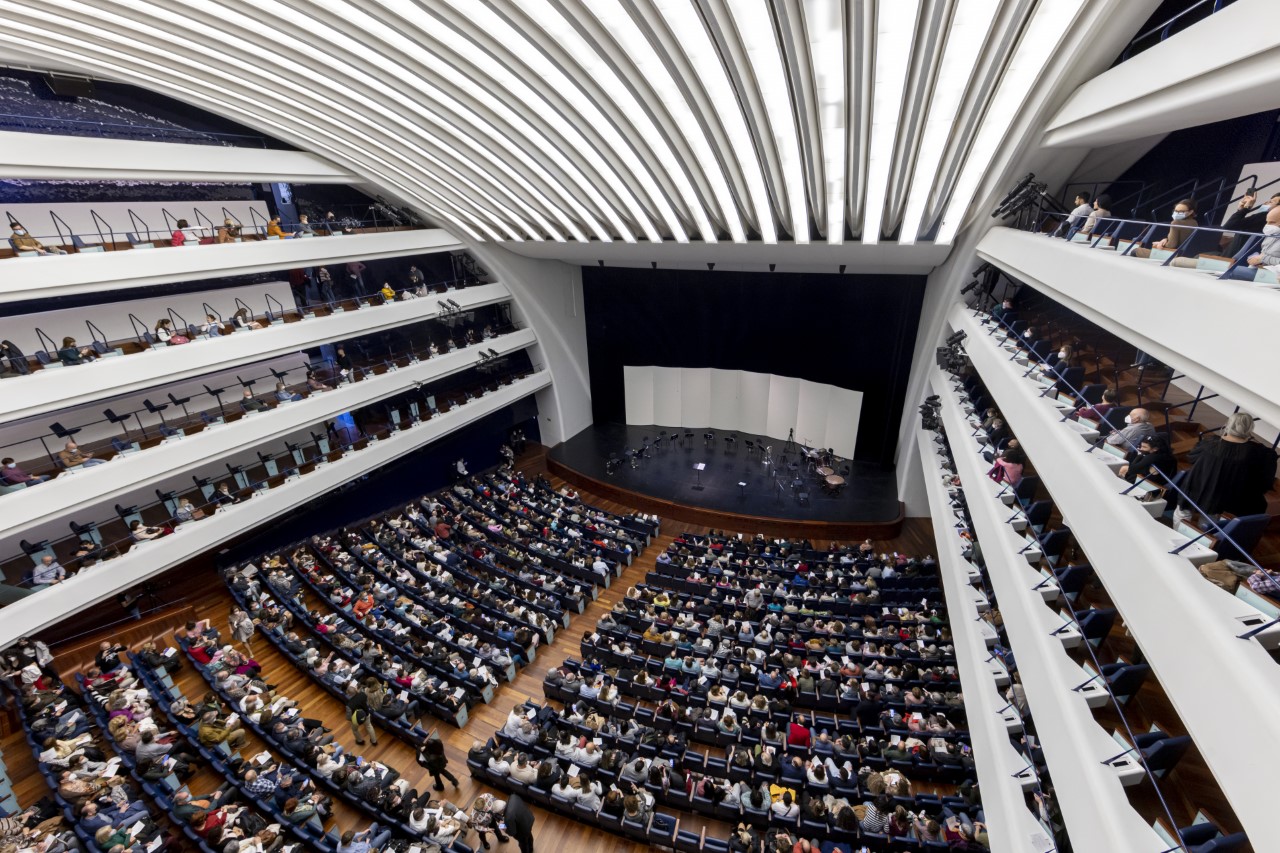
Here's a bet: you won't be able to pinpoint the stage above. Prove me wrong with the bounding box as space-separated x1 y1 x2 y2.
546 423 903 538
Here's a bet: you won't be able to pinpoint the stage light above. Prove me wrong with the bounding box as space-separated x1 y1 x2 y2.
707 263 715 271
769 263 776 272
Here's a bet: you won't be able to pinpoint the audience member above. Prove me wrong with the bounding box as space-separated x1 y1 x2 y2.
241 389 269 413
31 555 67 589
1137 199 1197 256
58 336 97 366
1078 194 1112 237
1175 412 1279 523
1074 388 1117 423
154 318 189 345
232 307 263 330
266 217 288 239
1063 191 1092 233
9 222 66 255
1119 435 1176 485
1219 189 1280 256
2 457 49 486
59 441 105 468
1104 407 1154 449
215 218 241 243
294 215 315 237
202 314 223 337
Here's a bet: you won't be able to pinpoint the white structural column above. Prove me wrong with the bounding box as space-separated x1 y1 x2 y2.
0 229 463 302
934 366 1175 853
1043 0 1280 148
1 283 513 425
954 305 1280 841
0 371 550 647
975 226 1280 429
0 129 356 182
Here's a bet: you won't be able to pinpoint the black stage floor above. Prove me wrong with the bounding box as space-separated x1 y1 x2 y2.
549 423 900 523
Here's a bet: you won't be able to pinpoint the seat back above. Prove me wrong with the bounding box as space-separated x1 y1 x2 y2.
1078 383 1107 406
1213 513 1270 562
1078 607 1117 646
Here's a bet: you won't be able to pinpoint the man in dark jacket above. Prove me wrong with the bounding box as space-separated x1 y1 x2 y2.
504 793 536 853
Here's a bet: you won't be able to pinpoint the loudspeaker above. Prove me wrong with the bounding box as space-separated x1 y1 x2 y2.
43 73 95 98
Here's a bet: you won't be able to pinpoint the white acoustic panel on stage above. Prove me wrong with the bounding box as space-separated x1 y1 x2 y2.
708 369 741 430
623 365 654 425
738 370 771 436
766 374 800 441
796 380 831 451
651 366 683 427
681 367 712 427
623 366 863 457
825 387 863 459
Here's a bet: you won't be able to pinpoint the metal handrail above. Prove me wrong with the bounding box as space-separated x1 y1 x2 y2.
33 328 58 356
201 302 223 324
983 308 1280 590
164 307 188 334
160 207 179 236
126 208 153 243
247 207 270 238
264 293 285 322
88 209 116 250
84 319 109 347
48 210 75 250
127 313 149 345
192 207 217 237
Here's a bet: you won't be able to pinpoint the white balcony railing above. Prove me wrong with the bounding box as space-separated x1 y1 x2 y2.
1 228 463 302
0 369 550 647
0 328 537 543
2 282 512 425
953 304 1280 841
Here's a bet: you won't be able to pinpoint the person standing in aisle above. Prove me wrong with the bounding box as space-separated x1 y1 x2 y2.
416 734 460 791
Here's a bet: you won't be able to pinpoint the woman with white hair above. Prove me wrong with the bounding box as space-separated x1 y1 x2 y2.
1175 412 1278 524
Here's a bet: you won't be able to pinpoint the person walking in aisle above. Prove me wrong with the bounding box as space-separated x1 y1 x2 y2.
228 606 255 658
416 734 460 791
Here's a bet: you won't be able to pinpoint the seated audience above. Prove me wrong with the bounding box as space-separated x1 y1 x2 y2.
2 457 49 486
9 222 66 255
241 389 269 413
59 441 105 468
1119 435 1177 485
1078 194 1112 237
1104 407 1154 449
58 336 97 366
154 318 189 345
1175 412 1279 524
1220 189 1280 256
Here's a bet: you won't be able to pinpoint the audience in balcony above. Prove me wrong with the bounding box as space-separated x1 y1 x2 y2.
215 219 242 244
2 457 49 486
274 381 302 403
1220 189 1280 256
1174 412 1279 524
130 520 169 541
987 446 1026 486
59 441 104 469
58 336 98 366
31 555 67 589
1074 388 1117 424
1118 435 1177 485
201 314 224 337
232 307 263 330
294 215 315 237
8 221 66 255
1104 407 1154 448
990 298 1015 324
154 319 189 345
1078 194 1112 237
1064 192 1093 231
170 219 200 247
1135 200 1196 258
1242 205 1280 275
265 217 288 240
241 389 269 413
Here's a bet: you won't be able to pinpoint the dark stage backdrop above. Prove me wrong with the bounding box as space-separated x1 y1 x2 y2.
582 267 926 465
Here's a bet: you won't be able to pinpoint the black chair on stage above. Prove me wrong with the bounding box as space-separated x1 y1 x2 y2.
684 430 694 448
744 439 755 455
703 431 714 448
723 435 736 454
606 453 621 476
797 490 810 506
642 436 652 457
657 430 667 450
627 448 640 469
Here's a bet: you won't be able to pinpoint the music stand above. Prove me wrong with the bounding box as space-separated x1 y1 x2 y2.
692 462 706 490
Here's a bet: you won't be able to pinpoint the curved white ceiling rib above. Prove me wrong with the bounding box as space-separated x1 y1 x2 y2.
0 0 1101 247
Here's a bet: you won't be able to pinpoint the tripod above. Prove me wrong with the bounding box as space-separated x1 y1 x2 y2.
780 427 798 463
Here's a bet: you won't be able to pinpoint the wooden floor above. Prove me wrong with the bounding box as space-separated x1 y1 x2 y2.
0 458 938 852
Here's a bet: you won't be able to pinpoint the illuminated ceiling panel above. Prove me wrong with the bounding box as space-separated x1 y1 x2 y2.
0 0 1097 246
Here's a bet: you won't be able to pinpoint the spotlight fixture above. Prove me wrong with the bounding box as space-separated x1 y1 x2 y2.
946 330 967 346
707 262 715 271
769 263 776 272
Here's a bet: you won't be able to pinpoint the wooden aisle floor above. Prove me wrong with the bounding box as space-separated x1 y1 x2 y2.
1 464 937 853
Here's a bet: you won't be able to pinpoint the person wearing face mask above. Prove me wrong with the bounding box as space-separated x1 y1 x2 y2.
1219 190 1280 256
9 222 66 255
1226 204 1280 280
1105 407 1156 449
1136 200 1197 257
1 457 49 486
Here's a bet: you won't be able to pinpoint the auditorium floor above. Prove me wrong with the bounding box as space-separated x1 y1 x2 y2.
1 464 939 851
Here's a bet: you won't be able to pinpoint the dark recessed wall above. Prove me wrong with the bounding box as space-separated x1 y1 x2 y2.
582 267 926 465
